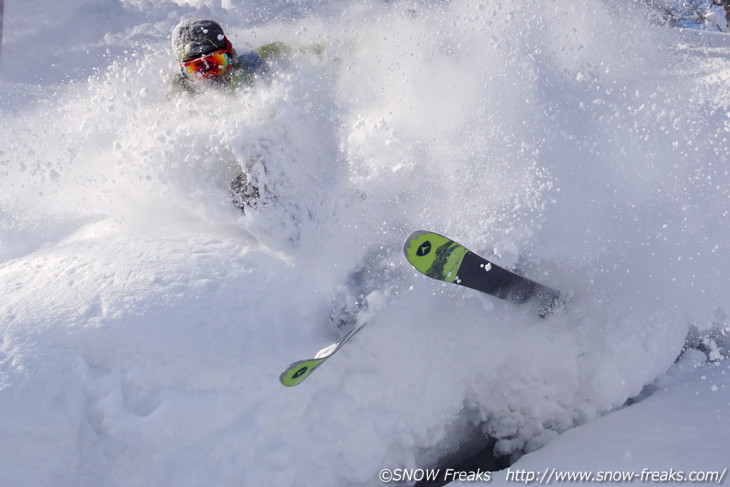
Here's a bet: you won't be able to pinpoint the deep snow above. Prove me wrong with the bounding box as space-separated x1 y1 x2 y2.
0 1 728 486
488 351 730 486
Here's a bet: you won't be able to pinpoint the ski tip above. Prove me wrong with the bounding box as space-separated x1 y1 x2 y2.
403 230 467 282
402 230 432 260
403 230 437 276
279 358 323 387
279 324 367 388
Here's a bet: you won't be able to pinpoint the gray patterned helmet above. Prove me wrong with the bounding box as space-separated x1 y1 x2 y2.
172 19 229 62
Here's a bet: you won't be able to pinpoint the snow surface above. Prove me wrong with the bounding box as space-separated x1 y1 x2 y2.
0 1 728 486
486 352 730 486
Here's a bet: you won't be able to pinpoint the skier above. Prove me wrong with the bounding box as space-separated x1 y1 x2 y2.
170 18 292 212
170 18 290 95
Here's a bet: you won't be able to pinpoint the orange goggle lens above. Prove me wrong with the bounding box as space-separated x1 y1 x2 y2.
181 50 232 80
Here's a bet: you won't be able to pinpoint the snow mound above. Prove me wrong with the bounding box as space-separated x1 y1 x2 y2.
486 352 730 486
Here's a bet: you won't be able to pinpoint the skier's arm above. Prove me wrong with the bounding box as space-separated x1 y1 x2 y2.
253 42 327 64
253 42 293 63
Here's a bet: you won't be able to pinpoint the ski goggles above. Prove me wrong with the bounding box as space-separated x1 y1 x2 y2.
180 49 233 80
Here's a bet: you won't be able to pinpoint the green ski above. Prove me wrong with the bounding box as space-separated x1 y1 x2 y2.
279 324 366 387
403 230 562 316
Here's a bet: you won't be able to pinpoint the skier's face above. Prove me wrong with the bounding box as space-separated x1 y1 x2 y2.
181 49 232 81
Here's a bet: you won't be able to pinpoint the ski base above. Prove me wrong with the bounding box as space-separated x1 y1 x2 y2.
403 230 561 316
